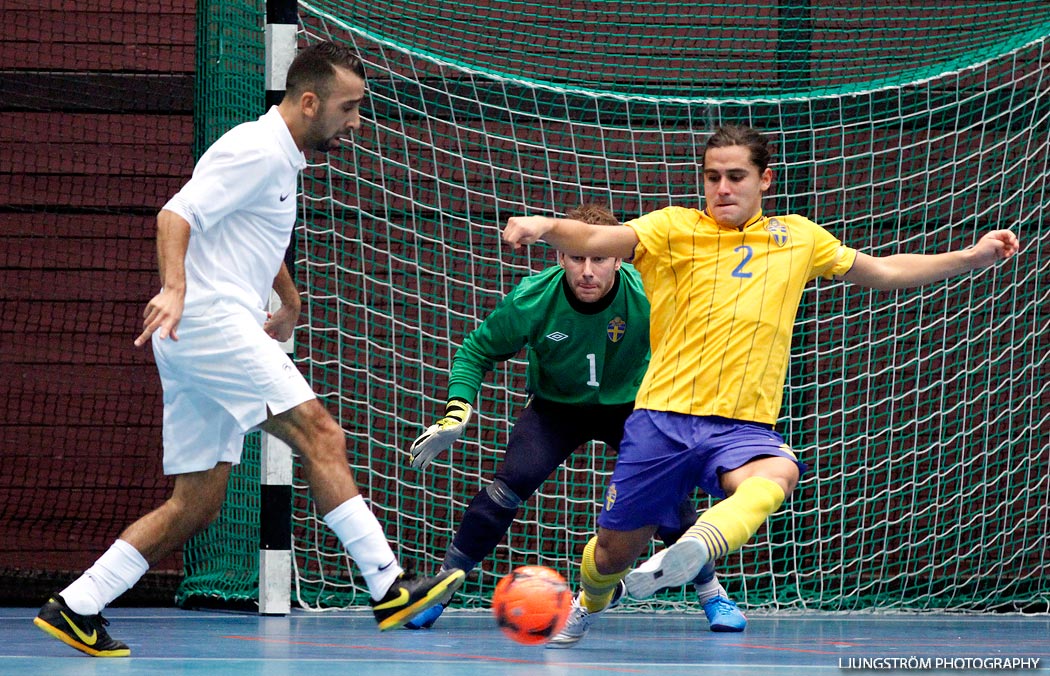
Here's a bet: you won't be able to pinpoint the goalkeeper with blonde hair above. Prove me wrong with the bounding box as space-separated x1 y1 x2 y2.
406 203 746 632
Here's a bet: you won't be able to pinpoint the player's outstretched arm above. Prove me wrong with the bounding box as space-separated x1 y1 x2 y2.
504 215 638 259
841 229 1020 291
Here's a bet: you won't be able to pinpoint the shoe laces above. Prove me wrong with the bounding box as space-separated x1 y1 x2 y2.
705 596 735 617
79 612 109 631
566 597 594 625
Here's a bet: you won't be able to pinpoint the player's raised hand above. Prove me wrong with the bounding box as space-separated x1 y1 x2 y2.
503 216 554 249
971 230 1020 267
135 287 185 347
410 399 473 469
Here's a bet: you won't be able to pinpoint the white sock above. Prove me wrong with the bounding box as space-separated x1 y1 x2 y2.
694 574 729 606
61 539 149 616
323 495 403 600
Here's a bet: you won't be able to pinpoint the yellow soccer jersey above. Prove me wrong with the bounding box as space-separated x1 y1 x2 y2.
625 206 857 424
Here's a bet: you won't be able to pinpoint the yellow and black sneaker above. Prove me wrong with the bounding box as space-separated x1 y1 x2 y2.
33 595 130 657
371 569 465 631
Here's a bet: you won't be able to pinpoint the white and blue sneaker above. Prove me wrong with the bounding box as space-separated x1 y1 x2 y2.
703 595 747 632
545 580 625 649
624 538 708 599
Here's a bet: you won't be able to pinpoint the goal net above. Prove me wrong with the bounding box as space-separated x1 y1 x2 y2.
179 0 1050 613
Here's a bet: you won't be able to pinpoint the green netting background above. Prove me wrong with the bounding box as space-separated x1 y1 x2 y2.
178 0 1050 614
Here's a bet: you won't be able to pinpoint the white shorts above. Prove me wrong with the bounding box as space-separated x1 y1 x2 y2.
152 301 315 475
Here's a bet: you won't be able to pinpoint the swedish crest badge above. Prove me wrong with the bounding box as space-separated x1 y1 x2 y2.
766 218 788 247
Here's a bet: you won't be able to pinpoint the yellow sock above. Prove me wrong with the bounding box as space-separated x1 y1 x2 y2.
579 536 628 612
686 476 785 559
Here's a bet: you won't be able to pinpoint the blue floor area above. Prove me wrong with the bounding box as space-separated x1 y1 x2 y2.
3 606 1047 675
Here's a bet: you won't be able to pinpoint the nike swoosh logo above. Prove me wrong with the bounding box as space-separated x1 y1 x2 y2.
372 587 409 611
59 610 97 645
280 193 290 201
378 560 396 572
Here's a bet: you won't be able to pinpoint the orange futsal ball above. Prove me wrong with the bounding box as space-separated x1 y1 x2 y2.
491 565 573 645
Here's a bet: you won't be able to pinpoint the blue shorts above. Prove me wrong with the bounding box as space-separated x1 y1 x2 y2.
597 410 807 533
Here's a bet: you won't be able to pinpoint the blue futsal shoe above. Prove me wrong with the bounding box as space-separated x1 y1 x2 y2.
703 595 747 632
403 601 446 630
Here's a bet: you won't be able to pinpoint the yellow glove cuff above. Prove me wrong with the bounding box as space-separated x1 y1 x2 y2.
441 399 471 424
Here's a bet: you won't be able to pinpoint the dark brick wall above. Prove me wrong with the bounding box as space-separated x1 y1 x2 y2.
1 0 196 604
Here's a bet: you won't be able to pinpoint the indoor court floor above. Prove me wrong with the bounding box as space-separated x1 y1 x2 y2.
2 606 1046 675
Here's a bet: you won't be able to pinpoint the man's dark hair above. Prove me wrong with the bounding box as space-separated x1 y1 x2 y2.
704 124 773 172
565 203 619 226
285 41 365 101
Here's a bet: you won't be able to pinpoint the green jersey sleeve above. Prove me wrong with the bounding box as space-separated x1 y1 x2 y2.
446 276 536 403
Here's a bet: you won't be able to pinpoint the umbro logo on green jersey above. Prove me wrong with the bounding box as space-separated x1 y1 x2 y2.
546 331 568 342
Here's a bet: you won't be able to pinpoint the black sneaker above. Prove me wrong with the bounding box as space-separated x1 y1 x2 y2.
371 569 465 631
34 594 130 657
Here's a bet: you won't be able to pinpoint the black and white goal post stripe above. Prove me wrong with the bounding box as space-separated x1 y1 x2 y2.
260 0 297 616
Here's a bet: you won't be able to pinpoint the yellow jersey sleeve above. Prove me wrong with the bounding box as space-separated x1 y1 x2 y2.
808 220 858 280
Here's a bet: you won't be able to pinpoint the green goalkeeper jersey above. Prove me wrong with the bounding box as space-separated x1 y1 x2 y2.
447 264 650 406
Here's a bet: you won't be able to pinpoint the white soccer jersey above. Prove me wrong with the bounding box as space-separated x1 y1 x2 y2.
162 106 306 321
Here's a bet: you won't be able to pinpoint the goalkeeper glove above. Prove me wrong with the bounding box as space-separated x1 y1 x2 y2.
409 399 473 469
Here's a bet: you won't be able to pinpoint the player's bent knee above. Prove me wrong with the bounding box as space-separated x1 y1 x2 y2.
773 459 800 494
301 405 344 445
168 492 224 535
485 478 523 510
275 400 345 453
317 419 347 455
193 488 227 526
725 456 799 495
197 503 224 531
596 527 654 573
170 464 230 528
293 415 347 467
